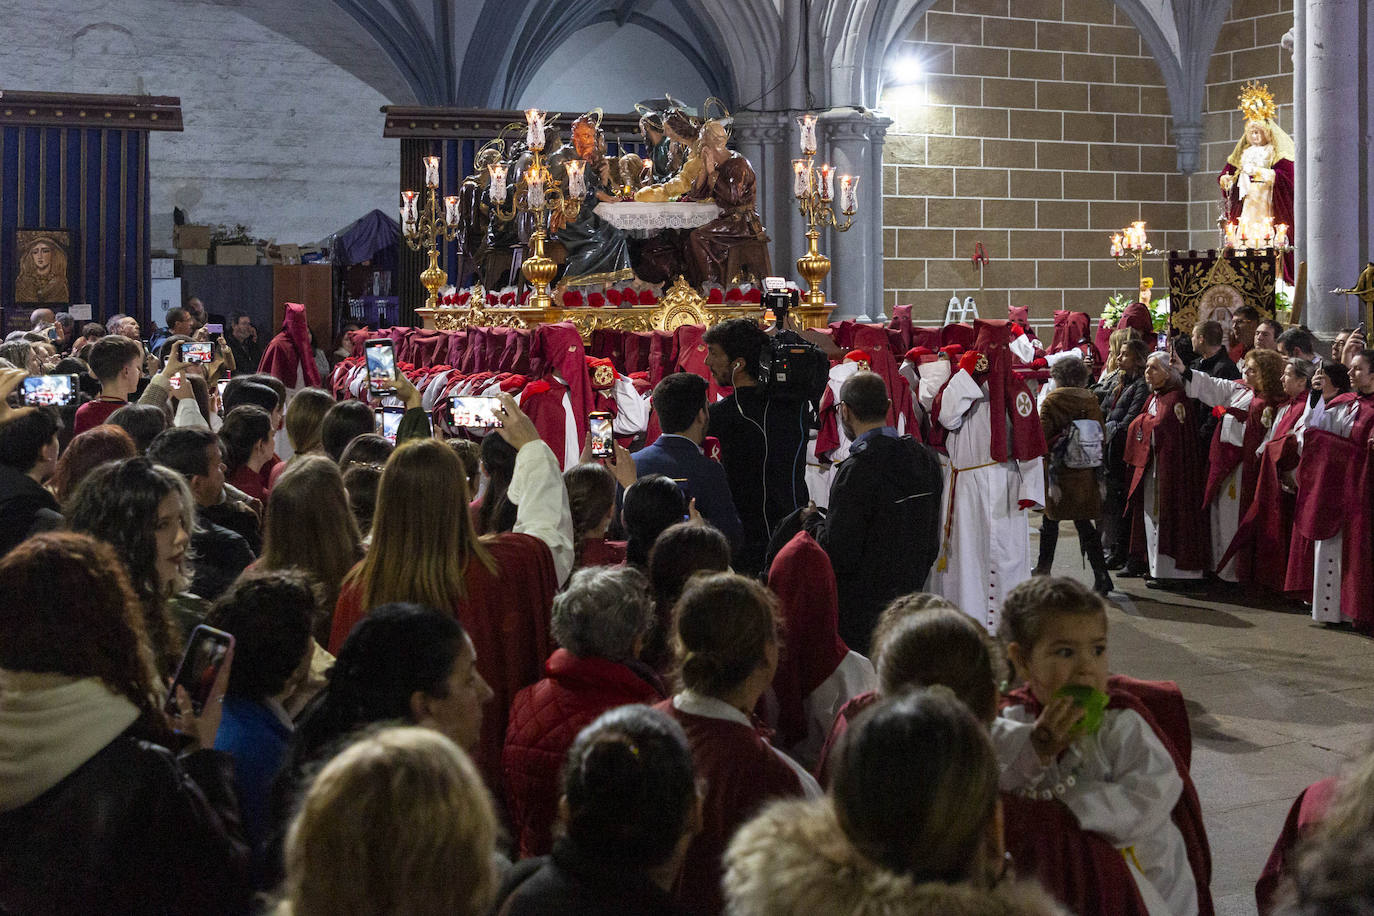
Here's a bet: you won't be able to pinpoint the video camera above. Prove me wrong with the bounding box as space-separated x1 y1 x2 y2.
757 278 829 407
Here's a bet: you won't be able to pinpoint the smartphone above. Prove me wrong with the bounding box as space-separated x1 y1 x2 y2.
204 323 223 336
375 405 404 443
216 375 231 415
20 374 78 407
164 625 235 716
451 395 504 429
365 339 397 394
589 411 614 458
181 341 213 364
169 374 182 391
671 478 692 520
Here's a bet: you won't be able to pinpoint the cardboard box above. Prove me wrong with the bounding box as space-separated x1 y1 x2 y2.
173 224 213 250
179 248 209 266
215 245 258 266
151 258 175 279
278 244 302 265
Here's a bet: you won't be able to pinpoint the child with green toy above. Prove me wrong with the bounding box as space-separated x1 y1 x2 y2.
992 577 1199 916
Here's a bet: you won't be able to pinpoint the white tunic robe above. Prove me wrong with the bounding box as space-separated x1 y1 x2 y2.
994 705 1198 916
929 369 1044 633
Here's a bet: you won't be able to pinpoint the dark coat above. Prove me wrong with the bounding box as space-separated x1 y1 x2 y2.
0 736 250 916
631 433 744 550
804 433 943 654
0 465 61 556
188 515 255 602
1040 387 1105 521
494 839 689 916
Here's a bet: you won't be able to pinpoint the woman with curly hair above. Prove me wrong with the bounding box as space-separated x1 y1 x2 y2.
0 532 249 915
66 457 194 677
1173 346 1286 583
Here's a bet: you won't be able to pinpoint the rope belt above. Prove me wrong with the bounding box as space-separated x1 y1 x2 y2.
936 460 1001 572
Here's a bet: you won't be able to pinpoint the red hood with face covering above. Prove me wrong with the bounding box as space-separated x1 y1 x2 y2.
531 322 593 446
258 302 321 389
973 318 1047 462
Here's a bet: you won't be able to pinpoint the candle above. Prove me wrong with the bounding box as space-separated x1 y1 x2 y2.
525 109 545 151
1275 223 1288 248
798 113 818 155
792 158 812 198
839 174 860 214
818 164 835 202
488 163 507 200
527 171 545 208
424 156 440 189
444 195 460 226
565 160 586 198
401 189 419 224
1110 234 1123 258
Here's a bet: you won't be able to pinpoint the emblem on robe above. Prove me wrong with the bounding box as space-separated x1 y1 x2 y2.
1174 403 1187 423
855 359 871 371
1015 391 1033 418
1261 406 1274 428
592 364 616 388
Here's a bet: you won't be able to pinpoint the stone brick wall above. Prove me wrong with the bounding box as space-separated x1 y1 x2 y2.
880 0 1192 325
0 0 404 246
1189 0 1296 249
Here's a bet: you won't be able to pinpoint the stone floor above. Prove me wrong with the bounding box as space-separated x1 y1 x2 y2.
1040 530 1374 916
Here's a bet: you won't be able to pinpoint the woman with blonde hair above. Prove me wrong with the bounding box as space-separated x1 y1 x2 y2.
260 455 362 641
278 727 496 916
329 393 572 780
269 388 334 488
1095 326 1141 396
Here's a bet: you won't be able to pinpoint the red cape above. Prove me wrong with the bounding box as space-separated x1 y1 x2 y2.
1255 777 1337 915
1203 394 1280 510
1220 399 1305 590
258 302 321 388
973 318 1047 461
1124 388 1210 571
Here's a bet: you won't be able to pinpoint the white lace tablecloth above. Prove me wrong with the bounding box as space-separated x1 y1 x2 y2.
595 201 720 236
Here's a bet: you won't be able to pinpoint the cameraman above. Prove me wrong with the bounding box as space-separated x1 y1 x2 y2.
702 318 809 575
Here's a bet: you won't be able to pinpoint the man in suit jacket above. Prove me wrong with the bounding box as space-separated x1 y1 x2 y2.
633 372 744 552
804 371 943 654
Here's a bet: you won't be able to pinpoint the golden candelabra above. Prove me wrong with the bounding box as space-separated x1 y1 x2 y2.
792 113 860 308
400 155 462 311
489 110 581 311
1109 221 1157 291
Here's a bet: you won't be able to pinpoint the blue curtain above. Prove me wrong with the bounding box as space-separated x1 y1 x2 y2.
1 126 148 326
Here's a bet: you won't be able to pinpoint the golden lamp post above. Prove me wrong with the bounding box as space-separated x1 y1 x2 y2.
488 109 582 311
792 113 860 308
399 156 465 311
1109 220 1157 291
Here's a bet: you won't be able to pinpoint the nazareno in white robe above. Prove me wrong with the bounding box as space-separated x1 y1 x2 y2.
928 368 1044 634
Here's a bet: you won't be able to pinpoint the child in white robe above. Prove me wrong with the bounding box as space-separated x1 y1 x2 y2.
992 577 1198 916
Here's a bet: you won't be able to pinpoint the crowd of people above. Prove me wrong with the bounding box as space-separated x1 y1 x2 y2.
0 297 1371 915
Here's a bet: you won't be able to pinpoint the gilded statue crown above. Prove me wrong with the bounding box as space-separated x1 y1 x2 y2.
1237 80 1277 122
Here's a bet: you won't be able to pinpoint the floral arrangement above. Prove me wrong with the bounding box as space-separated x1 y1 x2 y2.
1274 278 1294 323
1149 295 1171 331
1101 293 1130 326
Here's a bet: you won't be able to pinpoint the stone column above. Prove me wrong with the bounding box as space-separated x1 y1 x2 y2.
822 109 888 321
1303 0 1364 331
867 117 892 319
732 111 792 290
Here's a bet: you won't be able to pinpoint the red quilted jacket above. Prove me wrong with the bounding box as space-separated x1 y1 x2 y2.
503 649 665 859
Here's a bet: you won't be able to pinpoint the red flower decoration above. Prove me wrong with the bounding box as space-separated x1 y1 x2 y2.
1211 405 1228 419
744 289 762 304
605 289 623 307
707 288 724 304
588 292 605 308
725 288 743 303
500 291 516 305
563 290 584 308
639 288 657 305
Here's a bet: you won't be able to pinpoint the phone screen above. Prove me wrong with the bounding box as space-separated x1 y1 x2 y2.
672 478 692 519
375 406 404 443
451 396 504 429
21 374 78 407
165 625 235 716
365 339 397 393
204 323 223 336
182 342 213 364
589 412 614 458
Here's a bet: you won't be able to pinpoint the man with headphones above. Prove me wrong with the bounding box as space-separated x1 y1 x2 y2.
702 318 809 576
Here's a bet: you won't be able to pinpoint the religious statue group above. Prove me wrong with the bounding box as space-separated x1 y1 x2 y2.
451 97 771 296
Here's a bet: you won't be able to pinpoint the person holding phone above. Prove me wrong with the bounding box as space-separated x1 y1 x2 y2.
633 372 743 553
0 369 64 554
0 531 251 915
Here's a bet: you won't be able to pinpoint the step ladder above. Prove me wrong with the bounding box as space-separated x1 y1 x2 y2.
944 295 979 324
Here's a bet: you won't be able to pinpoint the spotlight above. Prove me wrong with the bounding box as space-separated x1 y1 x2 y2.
889 55 924 86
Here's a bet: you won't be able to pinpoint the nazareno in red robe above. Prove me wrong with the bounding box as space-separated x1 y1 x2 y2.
1294 394 1374 629
1219 397 1306 593
1123 387 1211 572
1005 683 1215 916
